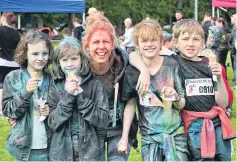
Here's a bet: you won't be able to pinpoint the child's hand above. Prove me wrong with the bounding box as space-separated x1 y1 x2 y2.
116 137 128 154
7 118 17 128
136 69 150 95
26 78 39 92
40 104 49 116
65 79 81 95
161 86 180 101
208 62 222 78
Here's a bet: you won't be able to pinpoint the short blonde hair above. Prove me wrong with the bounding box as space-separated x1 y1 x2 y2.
82 12 116 51
173 19 204 39
133 19 162 47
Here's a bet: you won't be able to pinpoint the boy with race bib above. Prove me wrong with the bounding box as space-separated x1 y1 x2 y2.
172 19 235 161
129 19 235 161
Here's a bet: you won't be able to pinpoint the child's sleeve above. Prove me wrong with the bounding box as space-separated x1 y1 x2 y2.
2 74 32 119
122 65 139 102
173 65 185 98
47 81 75 132
75 80 111 129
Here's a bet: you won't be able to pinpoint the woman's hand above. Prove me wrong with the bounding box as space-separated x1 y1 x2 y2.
116 137 128 154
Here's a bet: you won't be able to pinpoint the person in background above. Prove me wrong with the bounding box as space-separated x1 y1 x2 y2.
17 29 27 38
159 31 176 56
202 11 221 59
229 14 236 87
62 27 70 38
2 30 53 161
61 28 79 45
202 10 213 41
72 18 85 43
0 12 20 116
175 10 183 23
118 35 125 50
120 18 135 54
215 17 230 71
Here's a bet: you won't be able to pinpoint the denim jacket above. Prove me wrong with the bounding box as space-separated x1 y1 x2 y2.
2 69 52 161
47 71 110 161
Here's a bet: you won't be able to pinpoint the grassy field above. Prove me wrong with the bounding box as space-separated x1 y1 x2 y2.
0 54 236 161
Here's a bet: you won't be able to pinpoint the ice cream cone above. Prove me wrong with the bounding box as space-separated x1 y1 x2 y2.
209 55 216 63
208 55 217 82
67 72 77 80
29 72 39 79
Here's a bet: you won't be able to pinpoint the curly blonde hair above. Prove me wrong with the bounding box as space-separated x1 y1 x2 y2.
14 30 53 68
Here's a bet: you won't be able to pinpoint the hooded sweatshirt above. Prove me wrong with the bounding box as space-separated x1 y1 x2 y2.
91 46 138 147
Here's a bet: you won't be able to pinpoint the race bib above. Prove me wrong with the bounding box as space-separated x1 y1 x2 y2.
185 78 214 96
139 91 164 107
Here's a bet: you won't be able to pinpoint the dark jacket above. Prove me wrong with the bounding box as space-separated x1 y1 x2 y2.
95 46 138 148
229 24 236 48
2 69 52 161
218 27 229 49
47 71 110 161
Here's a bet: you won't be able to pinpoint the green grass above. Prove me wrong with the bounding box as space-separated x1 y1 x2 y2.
0 54 236 161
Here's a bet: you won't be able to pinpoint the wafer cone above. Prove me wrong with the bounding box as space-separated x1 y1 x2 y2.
67 72 77 80
209 55 216 63
208 55 217 82
29 72 39 79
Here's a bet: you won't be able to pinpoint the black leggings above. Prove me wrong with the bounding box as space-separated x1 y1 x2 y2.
218 48 229 70
0 66 19 88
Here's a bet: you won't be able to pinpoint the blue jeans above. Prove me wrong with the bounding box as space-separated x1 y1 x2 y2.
99 133 131 161
188 119 232 161
15 149 48 161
